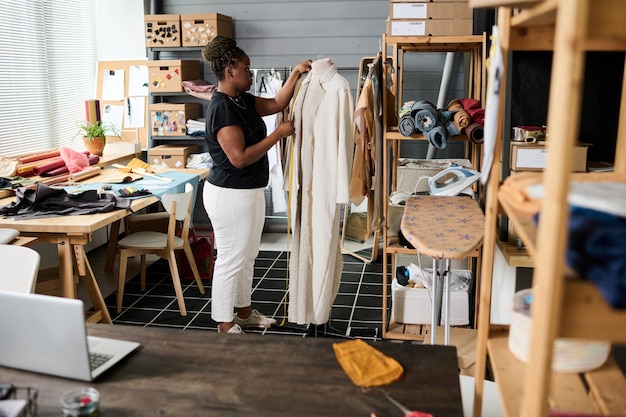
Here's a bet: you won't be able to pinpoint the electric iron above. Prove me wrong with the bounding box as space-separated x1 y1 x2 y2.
428 165 481 196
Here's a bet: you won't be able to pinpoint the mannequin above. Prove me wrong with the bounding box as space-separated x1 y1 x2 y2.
311 57 333 74
287 56 354 328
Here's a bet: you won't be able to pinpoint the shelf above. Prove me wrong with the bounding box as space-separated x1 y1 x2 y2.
383 35 485 53
385 130 472 142
488 334 596 417
151 136 205 141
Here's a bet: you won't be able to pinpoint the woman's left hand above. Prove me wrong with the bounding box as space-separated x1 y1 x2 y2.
294 59 313 76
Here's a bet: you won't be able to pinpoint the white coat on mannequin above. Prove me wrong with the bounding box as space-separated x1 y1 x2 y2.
286 58 354 325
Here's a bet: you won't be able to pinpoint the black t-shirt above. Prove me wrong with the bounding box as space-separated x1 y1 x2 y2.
204 91 269 189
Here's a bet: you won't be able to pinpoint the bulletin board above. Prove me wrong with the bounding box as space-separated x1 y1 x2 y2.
96 60 149 149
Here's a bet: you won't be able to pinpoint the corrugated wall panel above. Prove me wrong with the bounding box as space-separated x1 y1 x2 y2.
157 0 471 160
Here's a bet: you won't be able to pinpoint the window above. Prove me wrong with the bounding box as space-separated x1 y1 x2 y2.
0 0 96 156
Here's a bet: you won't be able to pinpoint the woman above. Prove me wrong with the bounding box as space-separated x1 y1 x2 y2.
202 35 311 333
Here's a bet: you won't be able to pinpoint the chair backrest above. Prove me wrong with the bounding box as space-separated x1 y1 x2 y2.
161 182 194 222
0 244 40 293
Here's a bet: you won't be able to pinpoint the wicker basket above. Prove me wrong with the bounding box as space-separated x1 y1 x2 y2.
508 289 611 373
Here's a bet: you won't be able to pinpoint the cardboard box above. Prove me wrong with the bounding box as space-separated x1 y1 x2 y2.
144 14 181 47
390 2 472 19
387 18 473 36
423 326 477 376
148 60 201 93
510 142 589 172
391 270 472 326
148 144 200 169
180 13 232 47
150 103 201 137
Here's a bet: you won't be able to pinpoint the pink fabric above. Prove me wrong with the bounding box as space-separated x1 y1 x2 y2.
182 79 216 93
60 147 90 174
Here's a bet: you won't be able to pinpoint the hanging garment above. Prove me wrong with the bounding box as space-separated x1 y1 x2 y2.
286 62 354 325
258 72 288 214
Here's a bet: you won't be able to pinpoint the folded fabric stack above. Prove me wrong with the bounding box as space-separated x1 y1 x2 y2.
186 118 206 136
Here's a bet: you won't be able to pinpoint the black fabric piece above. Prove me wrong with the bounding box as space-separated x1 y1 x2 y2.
0 182 133 219
395 266 410 286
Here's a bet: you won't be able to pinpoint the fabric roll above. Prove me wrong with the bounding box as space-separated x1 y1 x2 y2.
437 110 456 124
410 100 438 132
85 99 101 123
32 157 66 176
464 122 485 144
447 98 463 111
444 120 461 137
18 150 61 164
452 110 471 131
426 125 447 149
398 114 417 136
459 97 485 125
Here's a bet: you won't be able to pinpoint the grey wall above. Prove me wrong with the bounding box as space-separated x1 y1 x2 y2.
153 0 472 159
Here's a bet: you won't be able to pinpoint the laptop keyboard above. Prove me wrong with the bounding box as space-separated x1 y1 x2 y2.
89 352 114 371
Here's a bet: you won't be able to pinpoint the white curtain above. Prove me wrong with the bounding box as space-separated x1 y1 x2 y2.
0 0 97 156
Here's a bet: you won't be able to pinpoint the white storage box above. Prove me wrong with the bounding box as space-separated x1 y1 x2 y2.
391 268 472 325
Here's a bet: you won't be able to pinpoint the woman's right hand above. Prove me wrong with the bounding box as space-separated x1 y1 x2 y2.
276 120 295 139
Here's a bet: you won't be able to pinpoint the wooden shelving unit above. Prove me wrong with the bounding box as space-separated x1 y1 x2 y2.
472 1 626 416
380 34 486 340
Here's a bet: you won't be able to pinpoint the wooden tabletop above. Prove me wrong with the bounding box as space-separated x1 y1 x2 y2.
0 167 208 235
1 324 464 417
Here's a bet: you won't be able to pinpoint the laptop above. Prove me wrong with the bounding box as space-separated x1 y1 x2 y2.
0 290 140 381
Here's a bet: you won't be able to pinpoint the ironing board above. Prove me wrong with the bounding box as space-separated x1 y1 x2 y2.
400 195 484 345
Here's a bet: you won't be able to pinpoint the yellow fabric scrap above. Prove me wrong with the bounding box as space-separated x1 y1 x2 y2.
333 339 404 387
118 158 154 173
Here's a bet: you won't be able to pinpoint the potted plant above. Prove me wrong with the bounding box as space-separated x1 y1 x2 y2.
75 120 120 156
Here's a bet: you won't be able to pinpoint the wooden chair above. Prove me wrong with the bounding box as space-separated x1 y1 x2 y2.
116 183 205 316
0 244 40 293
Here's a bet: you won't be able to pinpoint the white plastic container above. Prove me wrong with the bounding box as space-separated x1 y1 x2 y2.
508 289 611 373
391 268 472 325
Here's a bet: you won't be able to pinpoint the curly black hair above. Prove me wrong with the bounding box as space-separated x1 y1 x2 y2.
201 35 247 81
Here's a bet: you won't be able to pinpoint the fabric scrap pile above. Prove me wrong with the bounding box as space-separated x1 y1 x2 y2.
397 98 486 148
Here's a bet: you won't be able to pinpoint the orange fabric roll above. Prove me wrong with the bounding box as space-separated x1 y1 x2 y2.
18 150 61 164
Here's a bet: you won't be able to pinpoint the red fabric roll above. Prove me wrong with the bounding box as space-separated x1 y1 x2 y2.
459 98 485 125
32 157 66 176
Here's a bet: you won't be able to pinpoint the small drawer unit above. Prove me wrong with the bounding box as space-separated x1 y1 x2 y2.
150 103 201 137
180 13 233 47
144 14 181 47
148 60 201 93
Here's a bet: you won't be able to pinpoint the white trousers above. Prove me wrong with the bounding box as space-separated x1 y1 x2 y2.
203 181 265 323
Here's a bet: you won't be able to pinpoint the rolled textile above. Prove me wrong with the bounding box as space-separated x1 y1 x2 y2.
18 150 61 164
398 114 417 136
15 156 63 177
426 125 447 149
32 157 66 176
68 166 102 182
437 110 456 124
85 99 101 123
453 110 471 131
459 97 485 125
410 100 438 132
40 155 100 177
447 98 463 111
464 122 485 144
444 120 461 137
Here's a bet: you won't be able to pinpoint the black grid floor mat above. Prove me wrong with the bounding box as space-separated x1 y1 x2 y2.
104 250 388 340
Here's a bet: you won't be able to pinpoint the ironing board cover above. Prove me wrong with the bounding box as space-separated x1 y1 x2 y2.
401 195 484 259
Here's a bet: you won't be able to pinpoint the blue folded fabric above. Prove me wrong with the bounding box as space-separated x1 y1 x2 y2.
565 206 626 308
